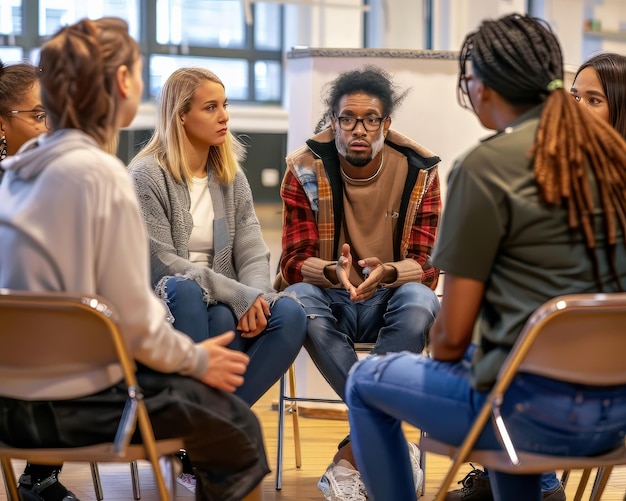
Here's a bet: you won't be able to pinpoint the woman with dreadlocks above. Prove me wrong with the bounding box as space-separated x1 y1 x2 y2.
343 13 626 501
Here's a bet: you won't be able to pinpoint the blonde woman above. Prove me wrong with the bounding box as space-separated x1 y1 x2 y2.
129 67 305 408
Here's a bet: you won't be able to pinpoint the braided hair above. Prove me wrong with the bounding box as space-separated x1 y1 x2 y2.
459 14 626 289
38 17 139 151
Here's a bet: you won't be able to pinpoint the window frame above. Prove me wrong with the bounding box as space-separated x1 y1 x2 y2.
2 0 284 104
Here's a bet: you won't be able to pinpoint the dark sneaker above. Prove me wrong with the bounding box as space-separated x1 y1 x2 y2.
18 472 80 501
543 483 566 501
445 465 567 501
444 464 493 500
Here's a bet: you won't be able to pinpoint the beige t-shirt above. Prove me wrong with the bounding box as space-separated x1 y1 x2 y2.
339 147 408 285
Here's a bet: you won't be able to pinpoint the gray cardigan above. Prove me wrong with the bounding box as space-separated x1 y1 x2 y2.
129 156 276 320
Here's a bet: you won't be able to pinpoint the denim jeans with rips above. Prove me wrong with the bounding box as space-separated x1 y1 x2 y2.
164 276 306 406
284 281 440 400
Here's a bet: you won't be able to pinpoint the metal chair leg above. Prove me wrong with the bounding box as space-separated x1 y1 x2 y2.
419 430 426 496
90 462 104 501
168 457 177 501
589 466 613 501
157 455 179 501
130 460 141 499
560 470 570 489
288 364 302 468
276 372 286 490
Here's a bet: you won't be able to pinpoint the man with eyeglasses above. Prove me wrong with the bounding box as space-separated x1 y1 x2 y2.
278 65 441 501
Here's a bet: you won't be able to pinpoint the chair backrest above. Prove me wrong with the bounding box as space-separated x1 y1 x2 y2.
497 293 626 388
0 290 134 401
426 292 626 497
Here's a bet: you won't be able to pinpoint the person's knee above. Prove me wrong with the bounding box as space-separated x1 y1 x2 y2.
284 282 321 302
208 303 237 330
273 295 306 321
396 282 439 303
165 277 204 304
269 297 307 346
388 283 440 322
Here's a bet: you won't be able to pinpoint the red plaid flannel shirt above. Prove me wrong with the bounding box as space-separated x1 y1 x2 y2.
280 136 441 290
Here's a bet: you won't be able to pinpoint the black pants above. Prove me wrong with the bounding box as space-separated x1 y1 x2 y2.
0 367 270 501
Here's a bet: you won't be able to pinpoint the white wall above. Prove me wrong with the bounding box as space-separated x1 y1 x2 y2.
283 0 366 50
432 0 527 53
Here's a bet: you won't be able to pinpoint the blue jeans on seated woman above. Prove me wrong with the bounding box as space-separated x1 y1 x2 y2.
164 276 306 406
345 350 626 501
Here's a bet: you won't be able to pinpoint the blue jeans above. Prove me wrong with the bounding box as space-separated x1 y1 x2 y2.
284 282 439 400
345 351 626 501
164 277 306 405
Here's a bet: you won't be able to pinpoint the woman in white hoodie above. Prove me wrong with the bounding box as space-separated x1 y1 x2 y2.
0 17 268 501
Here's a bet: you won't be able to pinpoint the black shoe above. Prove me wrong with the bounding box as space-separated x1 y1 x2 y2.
444 464 493 501
444 465 567 501
18 472 80 501
543 484 566 501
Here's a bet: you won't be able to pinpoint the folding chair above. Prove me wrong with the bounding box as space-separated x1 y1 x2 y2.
0 290 183 501
420 292 626 501
276 343 427 495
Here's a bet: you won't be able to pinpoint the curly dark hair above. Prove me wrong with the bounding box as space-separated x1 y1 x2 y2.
315 65 409 133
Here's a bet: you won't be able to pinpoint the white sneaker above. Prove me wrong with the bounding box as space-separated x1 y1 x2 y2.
407 441 424 494
176 472 197 494
317 459 367 501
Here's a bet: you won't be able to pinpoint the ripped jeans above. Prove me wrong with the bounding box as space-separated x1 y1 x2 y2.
346 350 626 501
164 276 306 405
284 282 440 400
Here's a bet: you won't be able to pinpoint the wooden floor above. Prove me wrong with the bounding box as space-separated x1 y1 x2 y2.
1 382 625 500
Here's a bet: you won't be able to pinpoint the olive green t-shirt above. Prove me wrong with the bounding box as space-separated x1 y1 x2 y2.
432 105 626 391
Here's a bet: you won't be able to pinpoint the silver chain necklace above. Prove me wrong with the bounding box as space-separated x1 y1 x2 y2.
341 152 384 183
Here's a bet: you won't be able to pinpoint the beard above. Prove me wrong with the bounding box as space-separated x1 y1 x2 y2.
335 130 386 167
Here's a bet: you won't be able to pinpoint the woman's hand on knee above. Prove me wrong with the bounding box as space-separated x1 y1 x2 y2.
238 297 270 338
198 331 250 392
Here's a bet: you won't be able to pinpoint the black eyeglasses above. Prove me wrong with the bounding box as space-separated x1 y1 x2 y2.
457 75 475 111
8 109 48 128
334 115 388 132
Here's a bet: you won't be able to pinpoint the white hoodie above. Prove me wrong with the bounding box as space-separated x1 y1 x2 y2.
0 129 208 398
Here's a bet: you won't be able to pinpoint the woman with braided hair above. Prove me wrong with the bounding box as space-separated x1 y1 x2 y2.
344 13 626 501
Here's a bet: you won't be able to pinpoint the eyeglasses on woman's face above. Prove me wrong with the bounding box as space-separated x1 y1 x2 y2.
7 109 48 128
457 74 476 110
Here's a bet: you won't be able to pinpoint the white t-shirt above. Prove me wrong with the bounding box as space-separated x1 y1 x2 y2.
188 176 214 266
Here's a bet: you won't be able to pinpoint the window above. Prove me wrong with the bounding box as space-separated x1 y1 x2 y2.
156 0 245 48
1 0 284 104
150 0 283 101
38 0 140 39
